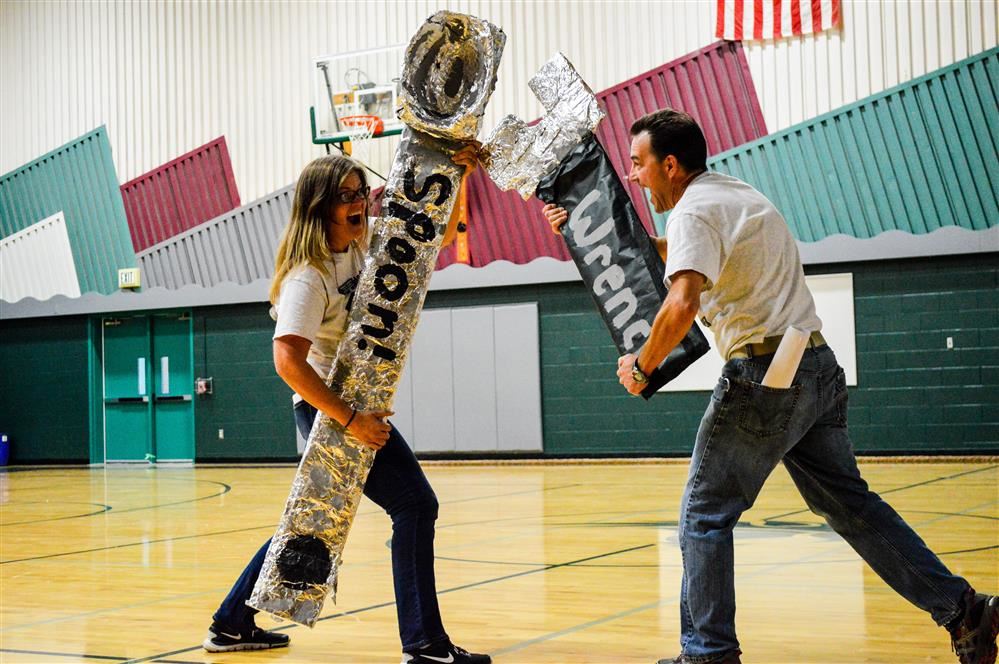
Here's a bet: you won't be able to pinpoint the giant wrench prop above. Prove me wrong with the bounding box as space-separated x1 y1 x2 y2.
248 12 505 627
484 54 709 398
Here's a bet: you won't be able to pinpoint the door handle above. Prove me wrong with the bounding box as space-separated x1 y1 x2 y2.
154 395 192 402
106 396 150 404
160 356 170 394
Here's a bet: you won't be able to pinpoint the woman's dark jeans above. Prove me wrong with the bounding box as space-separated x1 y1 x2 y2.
212 402 446 650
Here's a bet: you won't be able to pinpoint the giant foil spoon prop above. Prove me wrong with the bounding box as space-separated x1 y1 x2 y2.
484 53 709 398
248 11 505 628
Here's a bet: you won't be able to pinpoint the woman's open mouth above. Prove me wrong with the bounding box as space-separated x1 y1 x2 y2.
347 213 363 226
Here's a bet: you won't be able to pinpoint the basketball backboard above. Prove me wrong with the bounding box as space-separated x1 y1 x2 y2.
312 44 406 145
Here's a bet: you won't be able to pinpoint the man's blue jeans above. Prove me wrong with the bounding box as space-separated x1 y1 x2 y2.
678 344 970 661
213 402 447 651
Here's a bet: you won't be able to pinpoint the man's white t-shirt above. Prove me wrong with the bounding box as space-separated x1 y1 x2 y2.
272 246 364 402
664 171 822 360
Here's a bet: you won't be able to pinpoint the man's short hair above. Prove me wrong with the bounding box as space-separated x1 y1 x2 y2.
630 109 708 171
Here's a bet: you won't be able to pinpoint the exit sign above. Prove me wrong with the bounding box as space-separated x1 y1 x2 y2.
118 268 141 289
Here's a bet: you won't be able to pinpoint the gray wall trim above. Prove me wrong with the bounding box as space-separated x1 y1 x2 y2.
429 256 581 290
4 228 995 320
1 280 270 320
798 225 999 265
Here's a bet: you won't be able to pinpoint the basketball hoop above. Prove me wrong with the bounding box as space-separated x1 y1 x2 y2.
313 46 406 182
341 115 383 164
340 114 385 136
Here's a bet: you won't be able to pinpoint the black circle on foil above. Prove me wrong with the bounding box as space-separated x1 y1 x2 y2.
374 264 409 302
276 535 332 590
405 212 435 243
386 236 416 264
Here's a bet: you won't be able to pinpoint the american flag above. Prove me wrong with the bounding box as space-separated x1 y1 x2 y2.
716 0 842 41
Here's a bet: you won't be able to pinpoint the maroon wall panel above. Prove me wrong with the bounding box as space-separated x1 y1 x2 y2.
120 136 241 252
437 41 767 270
436 170 569 270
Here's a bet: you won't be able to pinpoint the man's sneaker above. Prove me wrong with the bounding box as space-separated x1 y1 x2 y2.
401 640 491 664
657 651 742 664
950 591 999 664
202 622 290 653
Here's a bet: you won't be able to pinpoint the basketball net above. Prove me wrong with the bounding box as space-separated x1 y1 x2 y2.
341 115 379 170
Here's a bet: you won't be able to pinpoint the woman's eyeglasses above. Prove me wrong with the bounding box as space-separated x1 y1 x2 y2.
336 186 370 204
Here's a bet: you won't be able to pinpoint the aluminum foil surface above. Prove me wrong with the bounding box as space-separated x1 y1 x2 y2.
248 12 504 629
483 52 605 199
397 11 505 142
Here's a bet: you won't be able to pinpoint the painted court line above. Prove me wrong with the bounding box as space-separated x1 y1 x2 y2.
1 481 578 564
490 480 998 658
763 464 997 522
0 649 126 661
119 542 657 663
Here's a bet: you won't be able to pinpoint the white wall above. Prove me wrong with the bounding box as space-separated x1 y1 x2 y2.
392 304 544 453
2 1 994 204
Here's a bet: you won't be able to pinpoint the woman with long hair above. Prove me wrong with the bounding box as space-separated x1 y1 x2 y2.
204 149 490 664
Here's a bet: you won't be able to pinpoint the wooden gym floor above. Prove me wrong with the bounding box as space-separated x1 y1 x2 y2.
0 460 996 663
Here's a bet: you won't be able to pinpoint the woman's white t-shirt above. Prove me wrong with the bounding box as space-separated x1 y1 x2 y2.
272 245 364 402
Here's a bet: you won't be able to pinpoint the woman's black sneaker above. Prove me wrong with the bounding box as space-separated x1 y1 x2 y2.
401 640 491 664
202 622 290 652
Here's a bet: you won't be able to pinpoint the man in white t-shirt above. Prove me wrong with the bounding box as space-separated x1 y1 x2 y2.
544 109 996 664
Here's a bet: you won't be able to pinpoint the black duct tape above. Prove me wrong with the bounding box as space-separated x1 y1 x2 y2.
277 534 333 590
536 134 710 399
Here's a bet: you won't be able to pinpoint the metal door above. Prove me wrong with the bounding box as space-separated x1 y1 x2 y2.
151 313 194 461
102 316 152 461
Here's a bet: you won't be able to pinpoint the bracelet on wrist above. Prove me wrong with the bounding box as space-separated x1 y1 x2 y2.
344 408 357 429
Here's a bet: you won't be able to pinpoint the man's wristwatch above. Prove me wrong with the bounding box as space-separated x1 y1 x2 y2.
631 357 649 384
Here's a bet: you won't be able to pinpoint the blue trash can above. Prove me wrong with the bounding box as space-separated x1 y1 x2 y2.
0 434 9 466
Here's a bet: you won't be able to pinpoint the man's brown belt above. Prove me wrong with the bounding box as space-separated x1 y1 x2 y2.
730 330 826 360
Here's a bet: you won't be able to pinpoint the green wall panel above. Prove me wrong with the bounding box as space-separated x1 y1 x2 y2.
0 126 136 295
1 254 995 463
837 254 999 453
192 304 298 461
426 253 999 456
0 317 90 462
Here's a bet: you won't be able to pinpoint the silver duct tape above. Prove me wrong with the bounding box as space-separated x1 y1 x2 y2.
483 52 605 199
397 11 506 141
249 13 504 629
